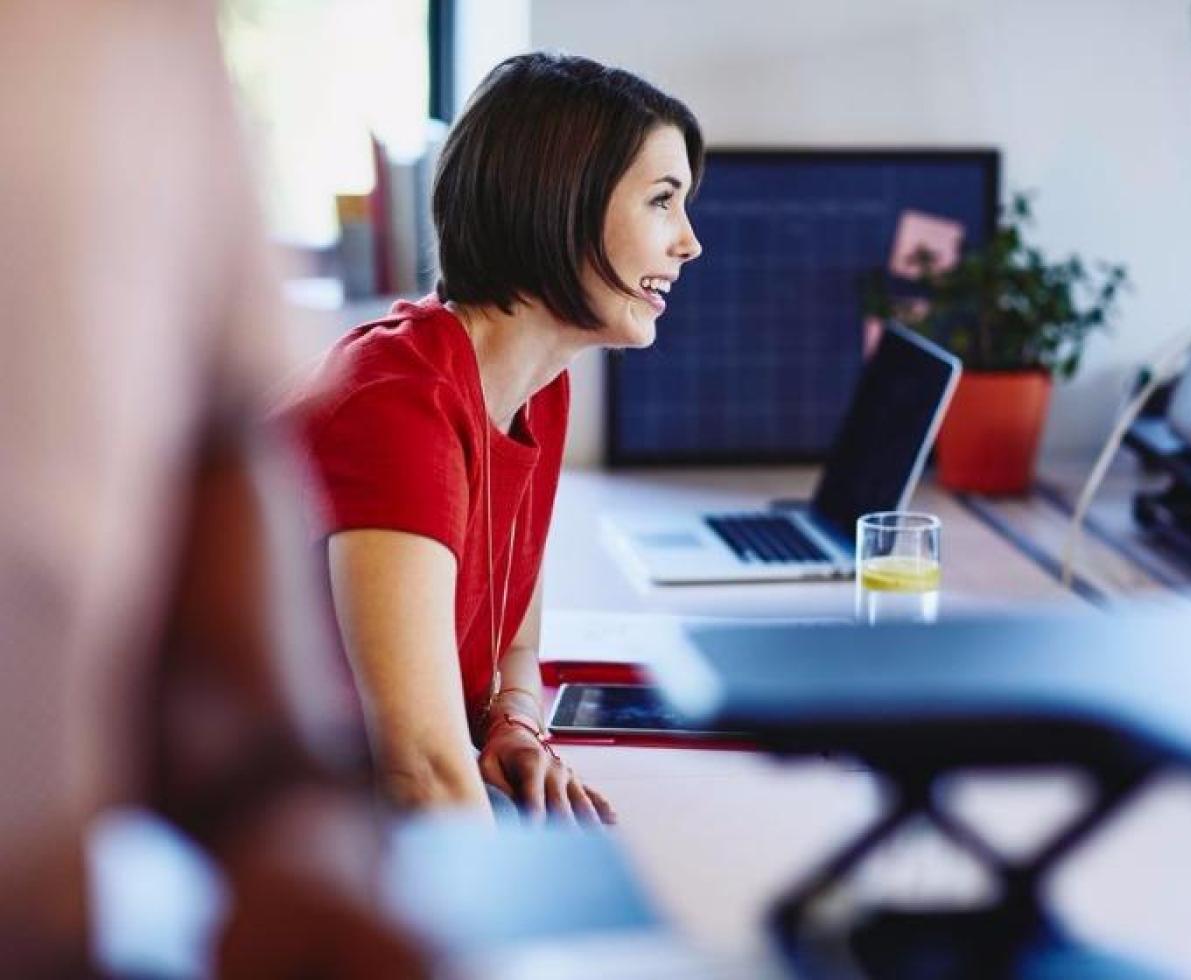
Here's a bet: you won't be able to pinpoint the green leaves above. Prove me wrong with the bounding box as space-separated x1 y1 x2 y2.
862 193 1131 381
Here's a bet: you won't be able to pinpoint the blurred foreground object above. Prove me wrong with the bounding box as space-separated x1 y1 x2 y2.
0 1 428 975
656 611 1191 978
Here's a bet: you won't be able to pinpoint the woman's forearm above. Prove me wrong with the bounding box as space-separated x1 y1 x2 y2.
355 672 491 813
372 728 492 815
379 762 491 813
328 530 494 818
351 660 494 815
490 643 544 726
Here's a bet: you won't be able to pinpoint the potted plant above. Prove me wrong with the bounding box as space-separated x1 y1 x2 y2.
863 193 1130 495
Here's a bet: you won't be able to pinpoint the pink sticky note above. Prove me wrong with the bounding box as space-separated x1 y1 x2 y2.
889 210 965 278
862 317 884 358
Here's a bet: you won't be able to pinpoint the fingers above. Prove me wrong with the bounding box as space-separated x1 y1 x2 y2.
544 762 576 824
486 740 616 828
585 785 619 826
566 778 601 825
511 750 549 822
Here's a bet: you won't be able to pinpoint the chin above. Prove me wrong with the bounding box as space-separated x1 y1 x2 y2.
591 298 660 349
624 323 657 349
611 311 658 349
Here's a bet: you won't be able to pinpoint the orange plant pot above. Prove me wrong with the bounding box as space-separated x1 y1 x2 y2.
935 371 1052 495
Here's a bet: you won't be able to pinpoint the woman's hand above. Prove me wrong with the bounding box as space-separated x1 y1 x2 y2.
479 717 617 826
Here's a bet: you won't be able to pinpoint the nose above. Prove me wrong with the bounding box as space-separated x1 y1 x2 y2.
672 212 702 263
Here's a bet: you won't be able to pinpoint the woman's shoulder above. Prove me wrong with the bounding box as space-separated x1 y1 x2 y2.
304 296 479 420
336 295 470 381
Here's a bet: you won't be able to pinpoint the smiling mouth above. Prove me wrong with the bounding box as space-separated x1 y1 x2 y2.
639 276 672 313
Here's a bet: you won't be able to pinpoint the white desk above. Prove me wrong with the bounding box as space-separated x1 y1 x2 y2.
543 467 1079 619
541 467 1191 973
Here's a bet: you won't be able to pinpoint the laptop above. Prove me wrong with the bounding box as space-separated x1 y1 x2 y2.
604 323 961 584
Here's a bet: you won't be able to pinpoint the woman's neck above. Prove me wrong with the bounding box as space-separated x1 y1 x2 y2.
448 299 589 432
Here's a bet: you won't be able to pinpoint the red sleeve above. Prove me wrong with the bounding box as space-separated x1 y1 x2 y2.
308 377 473 564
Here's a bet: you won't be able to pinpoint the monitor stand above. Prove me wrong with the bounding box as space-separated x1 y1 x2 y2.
768 760 1168 979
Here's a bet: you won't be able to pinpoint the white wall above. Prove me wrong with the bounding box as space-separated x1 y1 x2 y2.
531 0 1191 468
454 0 532 112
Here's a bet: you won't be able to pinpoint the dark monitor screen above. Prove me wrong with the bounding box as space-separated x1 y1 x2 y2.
606 148 998 465
810 324 959 535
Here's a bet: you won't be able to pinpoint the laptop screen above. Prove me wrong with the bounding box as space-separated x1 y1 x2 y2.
810 323 960 536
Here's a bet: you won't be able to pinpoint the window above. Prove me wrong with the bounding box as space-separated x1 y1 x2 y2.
220 0 432 247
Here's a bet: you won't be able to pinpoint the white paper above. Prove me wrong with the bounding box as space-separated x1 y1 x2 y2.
540 609 849 668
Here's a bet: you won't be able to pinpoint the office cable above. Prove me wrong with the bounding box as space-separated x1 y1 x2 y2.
1060 330 1191 588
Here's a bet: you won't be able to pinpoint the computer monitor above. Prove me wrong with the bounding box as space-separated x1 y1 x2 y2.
606 148 999 466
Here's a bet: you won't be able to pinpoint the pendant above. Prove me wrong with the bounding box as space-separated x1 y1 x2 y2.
485 668 502 717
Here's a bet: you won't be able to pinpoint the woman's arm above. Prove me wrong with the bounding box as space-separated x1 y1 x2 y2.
478 574 617 825
328 528 492 818
489 574 546 723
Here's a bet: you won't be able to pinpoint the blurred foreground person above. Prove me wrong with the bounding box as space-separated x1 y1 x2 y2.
0 2 428 976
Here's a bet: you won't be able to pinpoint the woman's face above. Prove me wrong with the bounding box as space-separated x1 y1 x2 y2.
584 125 702 348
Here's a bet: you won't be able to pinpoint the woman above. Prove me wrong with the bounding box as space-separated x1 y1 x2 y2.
303 52 703 824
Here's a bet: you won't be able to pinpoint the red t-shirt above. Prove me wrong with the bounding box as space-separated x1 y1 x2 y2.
300 295 569 729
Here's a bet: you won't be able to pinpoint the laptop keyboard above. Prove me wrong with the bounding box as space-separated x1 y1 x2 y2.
705 514 832 564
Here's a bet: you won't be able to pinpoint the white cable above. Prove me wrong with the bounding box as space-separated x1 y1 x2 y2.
1060 331 1191 589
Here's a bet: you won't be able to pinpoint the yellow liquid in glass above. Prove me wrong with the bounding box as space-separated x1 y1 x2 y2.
859 556 941 593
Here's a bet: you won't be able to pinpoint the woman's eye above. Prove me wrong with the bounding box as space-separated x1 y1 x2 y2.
650 193 673 210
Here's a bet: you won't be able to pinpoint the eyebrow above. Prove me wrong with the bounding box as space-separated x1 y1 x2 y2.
652 175 684 190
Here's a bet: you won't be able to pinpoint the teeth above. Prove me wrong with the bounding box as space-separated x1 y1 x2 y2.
640 277 672 294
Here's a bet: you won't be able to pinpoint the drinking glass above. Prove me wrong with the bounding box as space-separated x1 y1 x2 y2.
855 512 941 625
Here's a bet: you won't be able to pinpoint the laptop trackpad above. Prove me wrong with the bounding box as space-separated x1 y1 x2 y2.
636 531 705 550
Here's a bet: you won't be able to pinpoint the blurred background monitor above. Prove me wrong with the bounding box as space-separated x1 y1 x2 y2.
606 148 1000 466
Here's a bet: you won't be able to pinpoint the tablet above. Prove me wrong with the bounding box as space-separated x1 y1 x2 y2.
547 683 727 739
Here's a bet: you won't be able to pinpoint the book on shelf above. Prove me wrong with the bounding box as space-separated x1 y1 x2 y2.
368 133 393 295
369 125 445 298
335 193 377 300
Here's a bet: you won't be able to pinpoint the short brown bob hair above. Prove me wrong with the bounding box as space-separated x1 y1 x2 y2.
433 52 703 329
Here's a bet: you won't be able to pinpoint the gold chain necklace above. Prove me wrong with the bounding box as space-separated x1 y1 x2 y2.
453 302 526 726
481 399 527 724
